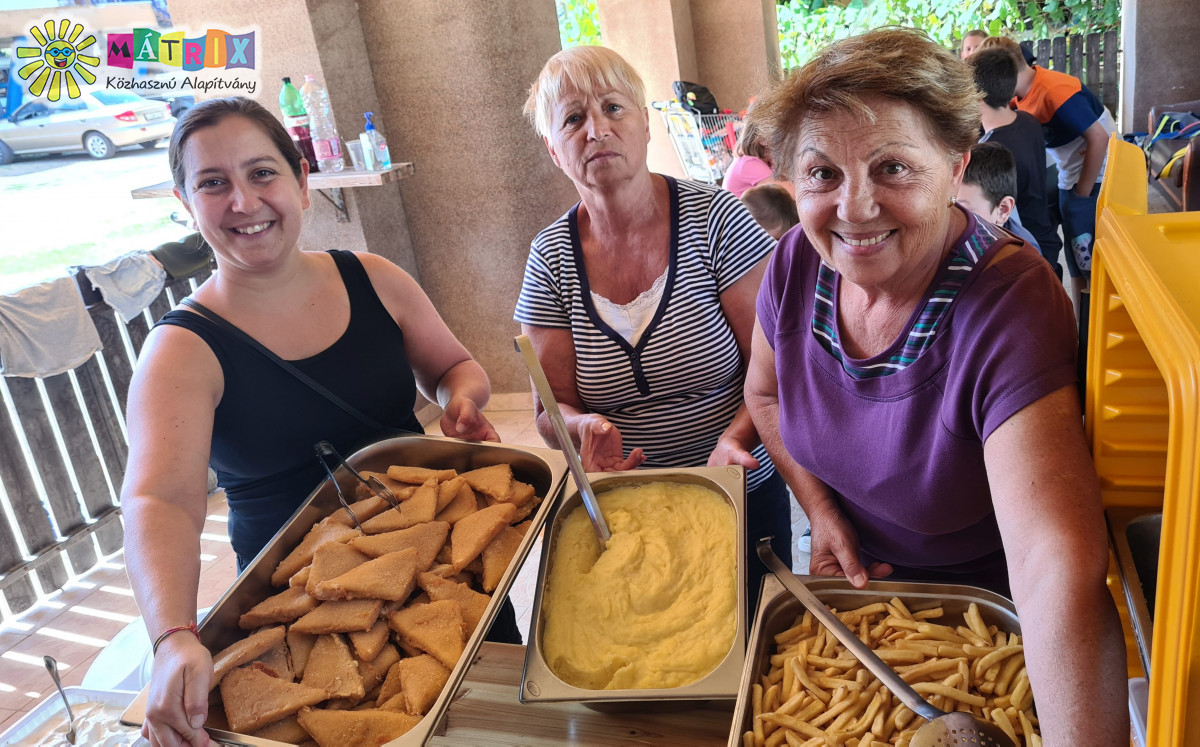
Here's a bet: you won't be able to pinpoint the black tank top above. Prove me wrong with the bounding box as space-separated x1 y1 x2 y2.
157 250 422 567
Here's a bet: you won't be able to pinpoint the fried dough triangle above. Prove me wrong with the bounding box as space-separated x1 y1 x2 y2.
287 626 318 678
459 463 512 502
238 586 319 629
417 572 491 633
220 663 327 733
385 465 457 484
327 494 391 527
361 479 439 534
358 643 400 694
450 502 516 572
396 654 451 716
348 521 448 571
481 522 528 593
271 518 361 586
211 625 286 689
291 598 384 634
348 619 391 662
435 479 478 525
388 599 466 669
300 634 364 700
297 707 421 747
306 542 372 600
315 547 421 602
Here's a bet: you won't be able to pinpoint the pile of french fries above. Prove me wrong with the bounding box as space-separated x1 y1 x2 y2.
743 598 1041 747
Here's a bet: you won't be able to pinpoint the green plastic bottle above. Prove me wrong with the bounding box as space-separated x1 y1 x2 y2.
279 76 318 171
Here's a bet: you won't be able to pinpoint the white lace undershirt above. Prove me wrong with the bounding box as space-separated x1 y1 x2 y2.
589 266 669 346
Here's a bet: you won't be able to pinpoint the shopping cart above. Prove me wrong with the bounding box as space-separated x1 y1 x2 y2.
652 100 744 184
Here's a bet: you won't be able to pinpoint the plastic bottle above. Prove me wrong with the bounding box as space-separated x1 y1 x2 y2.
279 76 319 172
300 74 344 173
360 112 392 171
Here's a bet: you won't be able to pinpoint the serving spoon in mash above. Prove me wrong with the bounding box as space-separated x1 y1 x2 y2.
514 335 611 547
43 656 76 745
757 540 1017 747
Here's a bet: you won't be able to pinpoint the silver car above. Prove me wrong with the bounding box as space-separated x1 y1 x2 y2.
0 91 177 163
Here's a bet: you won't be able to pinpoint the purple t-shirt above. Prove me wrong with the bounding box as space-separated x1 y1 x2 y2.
757 212 1077 574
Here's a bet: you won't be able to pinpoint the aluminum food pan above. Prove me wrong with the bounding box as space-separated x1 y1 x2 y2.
1 687 141 746
121 434 569 746
727 574 1020 745
522 465 748 708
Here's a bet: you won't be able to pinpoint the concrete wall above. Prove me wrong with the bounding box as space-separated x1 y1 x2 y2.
1128 0 1200 132
356 0 580 394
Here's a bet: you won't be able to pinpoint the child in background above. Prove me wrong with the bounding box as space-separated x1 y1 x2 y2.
960 28 988 59
958 142 1042 252
723 118 794 199
740 183 798 240
969 47 1062 275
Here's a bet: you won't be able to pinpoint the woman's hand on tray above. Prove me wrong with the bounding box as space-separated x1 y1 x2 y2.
807 506 892 589
579 414 645 472
144 633 213 747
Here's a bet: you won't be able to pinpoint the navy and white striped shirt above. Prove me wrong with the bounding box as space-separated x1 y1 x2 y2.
514 176 777 489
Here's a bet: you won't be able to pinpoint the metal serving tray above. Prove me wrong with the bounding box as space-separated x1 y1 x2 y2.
1 687 140 746
522 465 748 708
727 574 1021 745
1106 505 1162 676
121 434 569 746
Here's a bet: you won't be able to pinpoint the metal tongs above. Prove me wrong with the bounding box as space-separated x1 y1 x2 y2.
314 440 402 531
514 335 611 548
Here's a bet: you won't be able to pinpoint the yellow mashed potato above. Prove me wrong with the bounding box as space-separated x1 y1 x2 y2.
542 481 737 690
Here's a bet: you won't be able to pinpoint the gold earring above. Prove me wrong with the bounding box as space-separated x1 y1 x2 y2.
948 197 956 208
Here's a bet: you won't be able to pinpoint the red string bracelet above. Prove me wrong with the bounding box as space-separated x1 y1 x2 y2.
152 622 200 656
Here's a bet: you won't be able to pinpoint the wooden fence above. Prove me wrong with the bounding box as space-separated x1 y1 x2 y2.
1021 30 1121 117
0 263 211 619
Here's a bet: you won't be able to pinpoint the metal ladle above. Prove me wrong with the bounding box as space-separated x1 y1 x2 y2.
514 335 611 548
757 539 1017 747
43 655 76 745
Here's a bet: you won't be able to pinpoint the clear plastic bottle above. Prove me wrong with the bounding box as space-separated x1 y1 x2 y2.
361 112 392 171
279 76 319 172
300 74 344 173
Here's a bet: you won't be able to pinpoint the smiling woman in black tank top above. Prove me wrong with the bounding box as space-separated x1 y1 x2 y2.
120 97 503 747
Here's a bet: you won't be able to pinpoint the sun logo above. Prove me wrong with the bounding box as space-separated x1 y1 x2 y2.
14 19 100 102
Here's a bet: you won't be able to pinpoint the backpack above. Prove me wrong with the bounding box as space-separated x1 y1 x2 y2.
672 81 720 115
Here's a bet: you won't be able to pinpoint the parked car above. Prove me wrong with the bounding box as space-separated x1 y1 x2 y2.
0 91 176 164
146 93 195 118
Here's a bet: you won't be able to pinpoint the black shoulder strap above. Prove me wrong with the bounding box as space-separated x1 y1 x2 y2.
179 297 407 435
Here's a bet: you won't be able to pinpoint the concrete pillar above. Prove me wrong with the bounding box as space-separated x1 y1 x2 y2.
690 0 781 111
595 0 698 178
163 0 419 276
1126 0 1200 132
356 0 580 394
596 0 781 177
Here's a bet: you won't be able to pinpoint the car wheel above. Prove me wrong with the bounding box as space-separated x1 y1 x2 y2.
84 131 116 159
140 140 161 150
0 141 13 165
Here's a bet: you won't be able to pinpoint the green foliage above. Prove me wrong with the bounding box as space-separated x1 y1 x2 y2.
557 0 602 49
777 0 1120 69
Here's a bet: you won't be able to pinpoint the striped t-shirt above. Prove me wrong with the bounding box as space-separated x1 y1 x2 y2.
514 176 776 489
813 218 1007 379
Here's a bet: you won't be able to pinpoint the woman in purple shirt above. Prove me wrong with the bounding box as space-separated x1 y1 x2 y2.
744 29 1125 743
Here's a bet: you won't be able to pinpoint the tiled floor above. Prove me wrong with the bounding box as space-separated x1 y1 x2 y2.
0 405 809 733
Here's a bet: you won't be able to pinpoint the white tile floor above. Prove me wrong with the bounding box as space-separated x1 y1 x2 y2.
0 404 810 731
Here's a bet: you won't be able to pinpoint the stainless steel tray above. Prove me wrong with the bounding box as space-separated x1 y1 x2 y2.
121 434 569 746
727 574 1021 746
522 466 748 708
1106 505 1161 676
1 687 140 746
